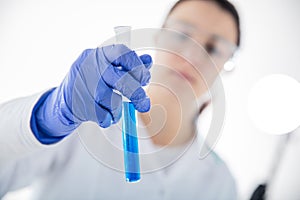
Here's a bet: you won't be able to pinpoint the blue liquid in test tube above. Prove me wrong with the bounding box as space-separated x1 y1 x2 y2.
114 26 141 182
122 102 140 182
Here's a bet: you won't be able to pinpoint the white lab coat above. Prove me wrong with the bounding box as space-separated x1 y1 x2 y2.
0 92 237 200
266 128 300 200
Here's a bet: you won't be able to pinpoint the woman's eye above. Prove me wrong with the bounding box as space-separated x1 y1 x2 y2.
206 43 221 56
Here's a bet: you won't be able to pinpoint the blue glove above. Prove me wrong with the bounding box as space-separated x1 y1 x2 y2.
31 44 152 144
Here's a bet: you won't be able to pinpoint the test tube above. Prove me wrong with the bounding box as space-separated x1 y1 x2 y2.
114 26 141 182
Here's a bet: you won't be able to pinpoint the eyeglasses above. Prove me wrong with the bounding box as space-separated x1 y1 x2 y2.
157 19 238 69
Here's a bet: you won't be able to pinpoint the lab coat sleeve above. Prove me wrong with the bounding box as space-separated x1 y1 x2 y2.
0 93 65 194
0 136 77 196
0 91 73 195
0 91 54 162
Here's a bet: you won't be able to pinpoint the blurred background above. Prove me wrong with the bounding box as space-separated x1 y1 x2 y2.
0 0 299 199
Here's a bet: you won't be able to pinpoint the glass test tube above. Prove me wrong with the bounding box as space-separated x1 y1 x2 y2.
114 26 141 182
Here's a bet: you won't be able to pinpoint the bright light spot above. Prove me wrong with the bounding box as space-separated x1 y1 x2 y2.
224 60 235 72
247 74 300 135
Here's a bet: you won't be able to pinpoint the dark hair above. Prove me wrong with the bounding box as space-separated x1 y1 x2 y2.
167 0 241 47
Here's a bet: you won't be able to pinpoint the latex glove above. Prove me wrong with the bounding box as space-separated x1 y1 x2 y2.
31 44 152 144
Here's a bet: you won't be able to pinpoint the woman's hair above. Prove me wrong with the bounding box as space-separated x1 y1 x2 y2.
166 0 241 47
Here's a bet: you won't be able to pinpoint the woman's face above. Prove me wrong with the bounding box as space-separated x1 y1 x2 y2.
153 0 238 99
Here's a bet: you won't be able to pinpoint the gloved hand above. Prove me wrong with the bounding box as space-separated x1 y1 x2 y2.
31 44 152 144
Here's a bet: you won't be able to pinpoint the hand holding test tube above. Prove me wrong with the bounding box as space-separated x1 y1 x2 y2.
114 26 141 182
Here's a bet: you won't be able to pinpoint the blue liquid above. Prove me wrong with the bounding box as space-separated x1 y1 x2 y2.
122 102 140 182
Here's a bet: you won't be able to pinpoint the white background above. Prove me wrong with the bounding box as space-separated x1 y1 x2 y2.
1 0 300 199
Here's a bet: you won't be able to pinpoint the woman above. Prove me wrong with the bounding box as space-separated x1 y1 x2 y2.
0 0 240 199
